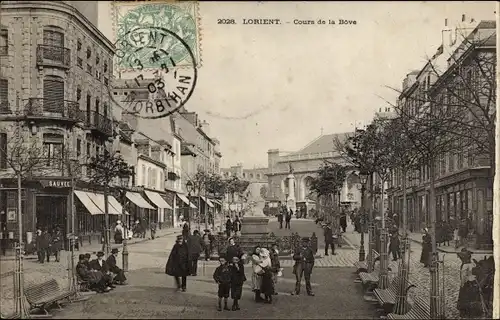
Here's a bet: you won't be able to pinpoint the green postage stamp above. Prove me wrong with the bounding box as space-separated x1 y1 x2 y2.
112 1 202 71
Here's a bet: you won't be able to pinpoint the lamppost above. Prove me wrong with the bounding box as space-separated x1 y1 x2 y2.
357 172 368 262
186 180 194 229
118 170 131 272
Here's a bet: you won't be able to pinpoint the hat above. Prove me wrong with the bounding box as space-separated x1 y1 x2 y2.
84 253 91 259
301 237 310 242
111 248 119 254
458 248 472 261
176 235 183 241
78 254 85 260
97 251 105 257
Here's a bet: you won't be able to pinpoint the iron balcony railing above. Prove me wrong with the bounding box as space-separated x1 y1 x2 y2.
24 98 81 121
85 110 113 136
36 44 71 69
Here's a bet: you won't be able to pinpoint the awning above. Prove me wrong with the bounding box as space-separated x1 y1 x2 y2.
108 196 130 215
87 192 122 215
126 192 155 209
145 190 172 209
176 193 197 209
211 199 222 205
200 196 214 208
74 191 103 215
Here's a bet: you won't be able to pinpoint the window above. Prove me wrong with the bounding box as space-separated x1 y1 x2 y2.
86 142 91 157
95 98 100 114
76 139 81 157
160 171 164 189
141 165 146 186
42 29 66 63
103 61 108 73
43 76 64 113
42 133 64 168
0 132 6 169
0 29 7 55
151 168 157 189
96 55 100 65
77 57 82 68
86 94 91 122
77 39 82 51
0 78 8 112
147 167 152 187
86 47 92 59
76 87 81 102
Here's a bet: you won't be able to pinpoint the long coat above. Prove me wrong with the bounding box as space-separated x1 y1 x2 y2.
420 233 432 265
165 242 190 277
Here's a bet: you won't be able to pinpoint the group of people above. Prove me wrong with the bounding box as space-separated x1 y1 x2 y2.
75 248 127 293
225 216 242 237
276 202 293 229
113 219 158 244
35 226 64 263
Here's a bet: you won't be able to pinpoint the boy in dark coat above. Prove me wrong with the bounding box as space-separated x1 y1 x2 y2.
213 255 232 311
165 235 190 291
229 256 246 310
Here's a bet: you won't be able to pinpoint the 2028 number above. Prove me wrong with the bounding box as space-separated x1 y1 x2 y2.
217 19 236 24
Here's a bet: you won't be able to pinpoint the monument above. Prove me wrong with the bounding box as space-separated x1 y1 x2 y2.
241 200 270 235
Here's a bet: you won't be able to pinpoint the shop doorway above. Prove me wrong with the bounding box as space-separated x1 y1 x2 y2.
36 195 67 240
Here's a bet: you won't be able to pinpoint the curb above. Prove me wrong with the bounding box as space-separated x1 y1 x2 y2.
408 237 493 254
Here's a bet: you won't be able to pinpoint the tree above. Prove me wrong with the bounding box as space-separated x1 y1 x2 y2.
87 150 134 257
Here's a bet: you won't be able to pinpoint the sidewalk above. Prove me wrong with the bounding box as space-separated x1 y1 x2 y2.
407 232 493 254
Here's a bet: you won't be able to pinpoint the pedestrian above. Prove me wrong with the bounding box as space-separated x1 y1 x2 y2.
106 248 127 285
182 222 190 239
213 255 231 311
165 235 190 292
259 248 274 303
389 228 401 261
277 204 284 229
35 227 44 263
38 228 51 263
340 212 347 233
269 243 281 295
187 230 203 276
202 229 212 261
76 254 110 293
442 220 452 246
150 221 157 240
226 237 244 262
250 246 264 302
225 216 233 237
323 223 336 256
114 221 124 244
89 251 115 289
50 227 63 262
457 248 483 318
420 228 432 268
229 256 246 310
291 237 315 296
232 216 242 236
285 209 292 229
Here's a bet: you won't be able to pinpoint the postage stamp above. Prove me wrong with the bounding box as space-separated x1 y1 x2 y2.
110 26 198 119
112 1 202 71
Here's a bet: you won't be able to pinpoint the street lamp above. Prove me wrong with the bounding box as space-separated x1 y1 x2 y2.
119 171 131 272
358 172 368 262
186 180 194 228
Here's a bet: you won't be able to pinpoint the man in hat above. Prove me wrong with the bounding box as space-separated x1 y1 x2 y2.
114 221 124 244
225 216 233 237
89 251 115 289
291 237 315 296
106 248 127 285
323 222 336 256
187 230 203 276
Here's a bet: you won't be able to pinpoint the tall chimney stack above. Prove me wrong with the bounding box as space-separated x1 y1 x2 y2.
444 18 448 27
462 14 466 22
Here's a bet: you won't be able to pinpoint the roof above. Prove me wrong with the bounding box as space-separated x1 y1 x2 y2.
294 132 352 154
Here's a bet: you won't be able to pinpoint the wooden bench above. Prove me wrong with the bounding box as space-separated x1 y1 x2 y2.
354 250 380 273
386 295 431 319
374 276 415 314
25 279 74 315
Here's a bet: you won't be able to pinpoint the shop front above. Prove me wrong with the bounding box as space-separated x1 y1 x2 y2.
144 189 172 229
176 193 196 226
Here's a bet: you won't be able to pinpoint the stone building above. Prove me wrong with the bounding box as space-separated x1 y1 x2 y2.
0 1 115 248
266 133 362 214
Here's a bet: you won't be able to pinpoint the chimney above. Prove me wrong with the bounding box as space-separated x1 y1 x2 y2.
444 18 448 27
462 14 466 22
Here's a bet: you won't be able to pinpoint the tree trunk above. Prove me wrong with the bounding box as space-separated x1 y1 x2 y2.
378 174 389 289
104 186 111 257
428 159 442 319
367 172 375 272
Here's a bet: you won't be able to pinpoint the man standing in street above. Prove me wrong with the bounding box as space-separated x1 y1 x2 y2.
323 223 336 256
188 230 203 276
285 208 292 229
277 202 284 229
291 237 315 296
225 216 233 237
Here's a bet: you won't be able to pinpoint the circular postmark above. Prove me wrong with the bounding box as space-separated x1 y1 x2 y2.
109 26 197 119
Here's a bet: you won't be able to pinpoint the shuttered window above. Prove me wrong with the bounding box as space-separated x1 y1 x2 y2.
43 77 64 113
0 132 7 169
0 29 7 55
0 79 8 112
42 133 64 168
43 30 65 63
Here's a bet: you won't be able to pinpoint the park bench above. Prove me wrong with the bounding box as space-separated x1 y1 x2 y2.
386 295 431 319
374 276 415 314
354 250 380 274
25 278 74 315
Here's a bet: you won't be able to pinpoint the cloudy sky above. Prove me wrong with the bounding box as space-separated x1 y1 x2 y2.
100 1 496 168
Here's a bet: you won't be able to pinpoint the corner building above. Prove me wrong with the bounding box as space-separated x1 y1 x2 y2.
0 1 115 250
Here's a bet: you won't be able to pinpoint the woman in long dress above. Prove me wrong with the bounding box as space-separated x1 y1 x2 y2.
420 228 432 267
251 246 264 302
258 248 274 303
457 249 483 318
165 235 191 292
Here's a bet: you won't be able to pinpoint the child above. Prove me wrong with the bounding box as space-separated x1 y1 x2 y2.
230 256 246 310
213 255 231 311
261 266 274 303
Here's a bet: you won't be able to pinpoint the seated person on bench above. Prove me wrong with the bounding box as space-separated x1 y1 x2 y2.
76 254 110 293
106 248 128 285
89 251 116 289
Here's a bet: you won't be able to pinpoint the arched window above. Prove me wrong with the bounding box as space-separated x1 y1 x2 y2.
43 27 65 63
43 75 64 114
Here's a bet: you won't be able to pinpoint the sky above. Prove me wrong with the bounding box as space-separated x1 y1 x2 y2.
99 1 496 169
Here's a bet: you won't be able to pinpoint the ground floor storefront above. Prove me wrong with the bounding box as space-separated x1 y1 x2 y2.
388 168 493 248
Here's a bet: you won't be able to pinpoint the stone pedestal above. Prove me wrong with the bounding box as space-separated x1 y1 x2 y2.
241 216 270 235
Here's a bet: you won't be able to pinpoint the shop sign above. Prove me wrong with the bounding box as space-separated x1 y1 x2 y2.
41 180 72 188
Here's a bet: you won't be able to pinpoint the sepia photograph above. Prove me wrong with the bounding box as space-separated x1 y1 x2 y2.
0 1 498 319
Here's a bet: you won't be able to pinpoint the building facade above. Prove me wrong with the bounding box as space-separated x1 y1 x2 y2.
0 1 115 248
387 19 495 248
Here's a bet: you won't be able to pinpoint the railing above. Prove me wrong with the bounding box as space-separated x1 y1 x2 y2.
85 110 113 136
0 102 10 114
24 98 80 121
36 44 70 69
279 151 337 162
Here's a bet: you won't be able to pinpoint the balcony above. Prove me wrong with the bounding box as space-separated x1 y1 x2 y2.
36 45 70 70
84 110 113 136
24 98 81 123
